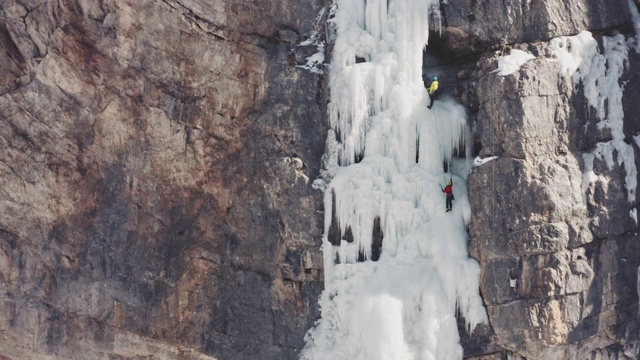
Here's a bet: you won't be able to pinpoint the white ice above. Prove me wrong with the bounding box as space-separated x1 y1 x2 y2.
303 1 487 359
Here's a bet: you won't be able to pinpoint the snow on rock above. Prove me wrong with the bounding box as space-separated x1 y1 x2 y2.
303 1 487 359
494 49 535 76
298 43 326 74
552 30 638 213
473 156 498 167
297 7 330 74
549 31 598 75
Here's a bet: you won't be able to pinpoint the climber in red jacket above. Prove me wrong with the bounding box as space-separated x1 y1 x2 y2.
440 178 454 212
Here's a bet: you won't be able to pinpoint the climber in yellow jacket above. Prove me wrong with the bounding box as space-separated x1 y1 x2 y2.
427 76 438 109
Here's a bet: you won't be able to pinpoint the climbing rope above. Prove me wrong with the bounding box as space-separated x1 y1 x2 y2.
432 105 445 170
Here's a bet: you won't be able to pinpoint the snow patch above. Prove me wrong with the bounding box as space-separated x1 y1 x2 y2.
473 156 498 167
297 43 326 74
550 31 598 76
494 49 534 76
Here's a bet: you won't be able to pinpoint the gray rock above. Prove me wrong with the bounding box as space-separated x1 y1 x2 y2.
461 3 640 356
436 0 631 58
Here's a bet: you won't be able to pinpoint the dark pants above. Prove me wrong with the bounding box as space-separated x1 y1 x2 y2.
446 194 453 210
428 92 436 108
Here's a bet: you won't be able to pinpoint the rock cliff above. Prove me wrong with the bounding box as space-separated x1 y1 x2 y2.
2 0 640 359
432 0 640 358
0 1 327 359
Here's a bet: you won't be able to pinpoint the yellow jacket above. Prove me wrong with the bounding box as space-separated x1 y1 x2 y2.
428 80 439 94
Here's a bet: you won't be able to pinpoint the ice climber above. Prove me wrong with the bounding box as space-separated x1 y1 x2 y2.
427 76 439 109
441 178 454 212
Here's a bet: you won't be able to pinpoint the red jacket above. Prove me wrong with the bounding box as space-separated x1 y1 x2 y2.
442 182 453 195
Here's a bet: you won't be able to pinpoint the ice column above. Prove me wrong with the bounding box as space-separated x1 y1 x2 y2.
304 1 487 359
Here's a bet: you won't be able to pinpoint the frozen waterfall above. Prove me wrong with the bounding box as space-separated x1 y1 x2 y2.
303 1 488 359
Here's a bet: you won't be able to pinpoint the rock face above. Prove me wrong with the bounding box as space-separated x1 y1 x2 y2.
0 1 328 359
435 0 631 59
3 0 640 359
432 0 640 359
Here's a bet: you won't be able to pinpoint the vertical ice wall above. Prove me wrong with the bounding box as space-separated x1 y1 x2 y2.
304 1 487 359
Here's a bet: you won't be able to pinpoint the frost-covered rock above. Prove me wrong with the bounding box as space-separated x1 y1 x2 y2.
465 5 640 358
